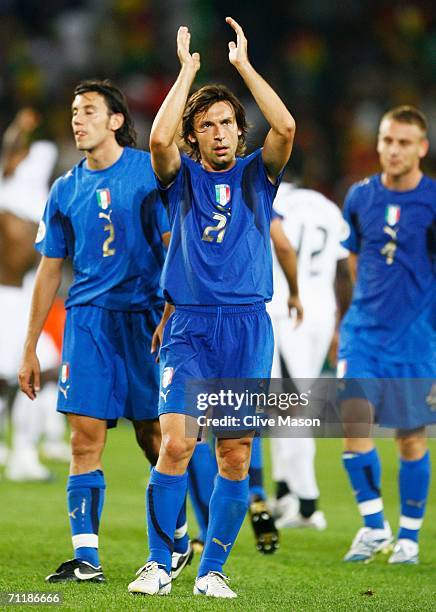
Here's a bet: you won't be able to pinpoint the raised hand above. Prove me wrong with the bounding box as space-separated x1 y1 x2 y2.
177 26 200 72
226 17 249 67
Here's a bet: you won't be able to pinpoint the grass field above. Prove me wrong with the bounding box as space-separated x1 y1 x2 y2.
1 424 435 611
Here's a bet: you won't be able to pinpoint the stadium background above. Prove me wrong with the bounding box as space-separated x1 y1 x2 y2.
0 1 435 610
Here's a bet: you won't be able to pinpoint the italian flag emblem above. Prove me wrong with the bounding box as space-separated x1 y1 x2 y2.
215 184 231 206
385 205 400 226
96 188 111 210
60 363 70 384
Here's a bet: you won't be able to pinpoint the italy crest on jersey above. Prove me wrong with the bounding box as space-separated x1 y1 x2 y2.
215 184 231 207
96 188 111 210
60 363 70 384
385 205 400 226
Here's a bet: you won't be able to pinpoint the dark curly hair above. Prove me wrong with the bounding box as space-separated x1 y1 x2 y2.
73 79 137 147
182 84 248 161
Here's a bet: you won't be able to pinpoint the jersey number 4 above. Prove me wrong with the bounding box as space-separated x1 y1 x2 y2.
202 213 228 244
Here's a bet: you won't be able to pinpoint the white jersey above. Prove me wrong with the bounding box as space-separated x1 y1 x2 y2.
269 183 349 319
0 140 58 223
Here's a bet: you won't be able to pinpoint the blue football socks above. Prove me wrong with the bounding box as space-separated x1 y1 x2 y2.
67 470 106 567
188 442 217 542
398 451 430 542
146 468 188 573
249 436 266 500
342 448 385 529
198 474 249 577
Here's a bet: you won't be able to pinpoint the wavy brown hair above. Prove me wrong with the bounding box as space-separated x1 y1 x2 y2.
73 79 137 147
181 84 248 161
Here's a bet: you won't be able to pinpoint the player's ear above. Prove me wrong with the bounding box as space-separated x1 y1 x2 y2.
110 112 124 132
418 137 429 159
188 133 197 144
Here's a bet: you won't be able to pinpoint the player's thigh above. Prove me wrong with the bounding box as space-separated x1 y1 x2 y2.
337 351 379 441
220 306 274 378
58 306 123 421
380 361 436 431
122 309 161 422
157 310 211 416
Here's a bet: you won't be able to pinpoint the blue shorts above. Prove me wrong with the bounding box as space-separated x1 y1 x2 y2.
58 304 162 426
337 350 436 430
158 303 274 416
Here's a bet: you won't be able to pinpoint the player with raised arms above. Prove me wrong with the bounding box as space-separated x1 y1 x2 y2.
17 80 194 583
127 18 295 598
339 106 435 565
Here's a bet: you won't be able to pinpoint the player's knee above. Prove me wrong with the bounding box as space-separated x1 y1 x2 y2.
161 433 194 463
217 440 251 478
70 429 104 459
397 430 427 460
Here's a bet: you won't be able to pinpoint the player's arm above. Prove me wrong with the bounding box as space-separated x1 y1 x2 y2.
151 302 175 359
226 17 295 183
270 217 303 324
149 27 200 186
1 108 40 177
328 257 354 367
18 256 64 399
347 253 358 284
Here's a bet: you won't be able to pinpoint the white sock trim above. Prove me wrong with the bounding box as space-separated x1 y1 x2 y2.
358 498 383 516
72 533 98 549
399 515 423 530
174 522 188 539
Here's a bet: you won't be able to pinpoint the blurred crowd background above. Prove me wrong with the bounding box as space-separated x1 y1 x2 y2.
1 0 435 202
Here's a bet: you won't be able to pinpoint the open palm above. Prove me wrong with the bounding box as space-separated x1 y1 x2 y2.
226 17 248 66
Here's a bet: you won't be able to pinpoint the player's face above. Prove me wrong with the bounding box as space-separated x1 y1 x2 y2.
190 101 242 171
377 119 428 179
71 92 121 152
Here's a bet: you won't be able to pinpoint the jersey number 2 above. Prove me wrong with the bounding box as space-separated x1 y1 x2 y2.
202 213 227 243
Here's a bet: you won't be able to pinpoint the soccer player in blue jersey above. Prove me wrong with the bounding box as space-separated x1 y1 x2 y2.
128 18 295 598
338 106 435 565
17 80 194 582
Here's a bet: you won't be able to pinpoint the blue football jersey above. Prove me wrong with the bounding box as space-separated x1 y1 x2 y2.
35 147 169 310
160 149 280 305
340 174 436 362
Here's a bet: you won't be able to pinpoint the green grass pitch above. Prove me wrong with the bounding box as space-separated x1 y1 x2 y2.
1 426 435 611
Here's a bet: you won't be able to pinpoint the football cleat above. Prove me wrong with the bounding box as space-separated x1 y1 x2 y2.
194 571 237 598
275 509 327 531
127 561 171 595
388 539 419 565
171 541 193 580
249 499 279 554
46 559 106 583
344 522 393 562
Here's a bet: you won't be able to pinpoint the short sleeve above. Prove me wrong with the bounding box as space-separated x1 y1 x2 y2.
157 156 188 224
34 180 67 258
341 185 361 254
